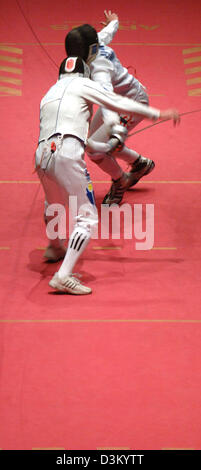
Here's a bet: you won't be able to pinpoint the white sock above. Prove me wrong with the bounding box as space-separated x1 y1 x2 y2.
57 226 91 278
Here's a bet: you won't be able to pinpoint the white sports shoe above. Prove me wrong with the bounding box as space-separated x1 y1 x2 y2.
49 272 92 295
44 245 66 262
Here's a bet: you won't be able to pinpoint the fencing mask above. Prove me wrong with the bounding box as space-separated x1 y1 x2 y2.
65 24 99 64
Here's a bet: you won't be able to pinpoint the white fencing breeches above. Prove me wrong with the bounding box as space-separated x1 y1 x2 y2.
35 135 98 241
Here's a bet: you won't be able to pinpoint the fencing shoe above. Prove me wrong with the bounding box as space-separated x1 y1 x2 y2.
102 173 129 206
49 273 92 295
126 156 155 189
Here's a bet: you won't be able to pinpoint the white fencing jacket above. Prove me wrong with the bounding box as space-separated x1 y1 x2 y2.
39 73 160 144
94 20 138 97
91 20 148 128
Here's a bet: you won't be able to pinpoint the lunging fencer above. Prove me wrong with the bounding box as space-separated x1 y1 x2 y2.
35 29 179 294
65 12 177 205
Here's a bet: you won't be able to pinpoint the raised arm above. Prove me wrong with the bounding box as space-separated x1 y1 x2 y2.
97 10 119 45
100 10 119 26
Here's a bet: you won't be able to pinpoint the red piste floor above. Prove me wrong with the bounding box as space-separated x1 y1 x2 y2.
0 0 201 450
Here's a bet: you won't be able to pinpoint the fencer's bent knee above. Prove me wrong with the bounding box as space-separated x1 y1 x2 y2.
86 139 112 158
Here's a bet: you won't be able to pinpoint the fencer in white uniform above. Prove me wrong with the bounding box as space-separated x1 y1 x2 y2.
35 50 179 294
65 13 160 205
90 15 149 140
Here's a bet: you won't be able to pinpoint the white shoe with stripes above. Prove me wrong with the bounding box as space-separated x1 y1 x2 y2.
49 272 92 295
